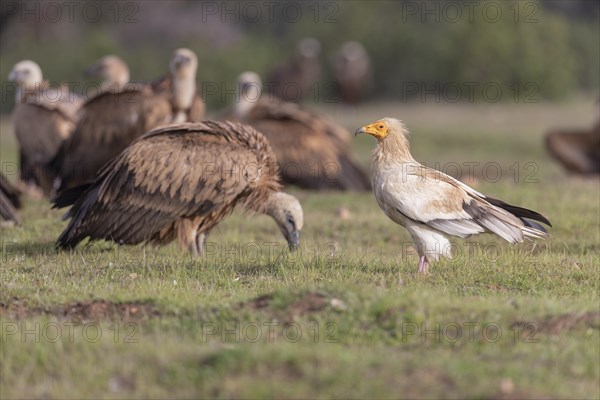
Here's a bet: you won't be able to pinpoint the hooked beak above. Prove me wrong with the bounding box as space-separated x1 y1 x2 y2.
354 127 366 137
8 70 17 81
83 64 100 77
354 123 381 138
173 55 190 69
287 230 300 251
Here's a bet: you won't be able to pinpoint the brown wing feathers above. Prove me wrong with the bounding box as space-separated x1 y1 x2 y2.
0 173 22 224
55 121 278 250
242 100 370 191
56 85 173 190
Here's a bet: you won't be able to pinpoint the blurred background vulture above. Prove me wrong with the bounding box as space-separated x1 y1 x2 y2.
0 173 22 225
266 38 322 102
83 55 130 92
332 41 372 104
55 48 205 190
54 121 303 255
545 103 600 175
222 71 371 191
8 60 82 197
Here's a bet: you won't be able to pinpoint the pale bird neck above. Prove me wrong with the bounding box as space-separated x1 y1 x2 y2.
172 73 196 113
101 70 129 92
233 96 256 118
233 87 260 118
373 130 415 165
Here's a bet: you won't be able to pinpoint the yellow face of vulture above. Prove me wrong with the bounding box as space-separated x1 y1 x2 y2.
355 119 390 141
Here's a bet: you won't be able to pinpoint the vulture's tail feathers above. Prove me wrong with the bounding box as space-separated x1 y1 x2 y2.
0 194 21 225
486 196 552 227
56 185 101 250
52 183 92 210
485 196 551 239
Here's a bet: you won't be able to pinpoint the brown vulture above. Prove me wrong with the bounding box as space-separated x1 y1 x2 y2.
220 71 370 191
0 173 22 225
266 38 321 102
56 49 205 190
545 110 600 175
54 121 303 255
83 55 130 92
332 41 372 104
8 60 82 197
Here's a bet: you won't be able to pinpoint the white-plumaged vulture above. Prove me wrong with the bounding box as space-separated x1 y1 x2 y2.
221 71 370 191
53 121 303 255
8 60 82 197
356 117 551 274
56 49 205 190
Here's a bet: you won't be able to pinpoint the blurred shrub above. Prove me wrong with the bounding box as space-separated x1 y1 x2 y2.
0 0 598 113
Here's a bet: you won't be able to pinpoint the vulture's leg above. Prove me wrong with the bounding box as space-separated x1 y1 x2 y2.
417 256 430 274
195 232 206 256
188 238 199 257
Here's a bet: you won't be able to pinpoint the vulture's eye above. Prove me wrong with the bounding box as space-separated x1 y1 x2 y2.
378 124 384 129
287 216 294 225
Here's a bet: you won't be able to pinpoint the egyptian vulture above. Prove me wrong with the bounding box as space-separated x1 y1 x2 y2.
221 71 370 191
8 60 82 197
54 121 304 255
266 38 321 102
332 41 372 104
0 173 22 225
356 118 551 274
56 49 204 190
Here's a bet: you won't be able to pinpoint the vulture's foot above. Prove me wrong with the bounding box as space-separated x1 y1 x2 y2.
417 255 430 275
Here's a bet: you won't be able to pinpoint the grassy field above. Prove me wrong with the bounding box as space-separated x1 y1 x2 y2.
1 99 599 399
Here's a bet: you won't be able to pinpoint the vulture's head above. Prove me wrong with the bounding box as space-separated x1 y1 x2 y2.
84 55 129 88
355 117 407 142
339 41 369 63
170 48 198 79
8 60 43 87
265 192 304 251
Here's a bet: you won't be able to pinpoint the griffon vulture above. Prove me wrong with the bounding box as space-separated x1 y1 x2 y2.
222 71 370 191
83 55 130 92
356 118 551 274
8 60 82 197
54 121 303 255
0 173 22 225
266 38 321 102
56 49 204 190
332 41 372 104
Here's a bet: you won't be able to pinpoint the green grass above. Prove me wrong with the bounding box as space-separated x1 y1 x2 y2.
1 99 599 399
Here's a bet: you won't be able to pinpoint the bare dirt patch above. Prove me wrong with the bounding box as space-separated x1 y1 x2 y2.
0 298 161 322
512 311 599 336
241 293 274 311
238 291 344 322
